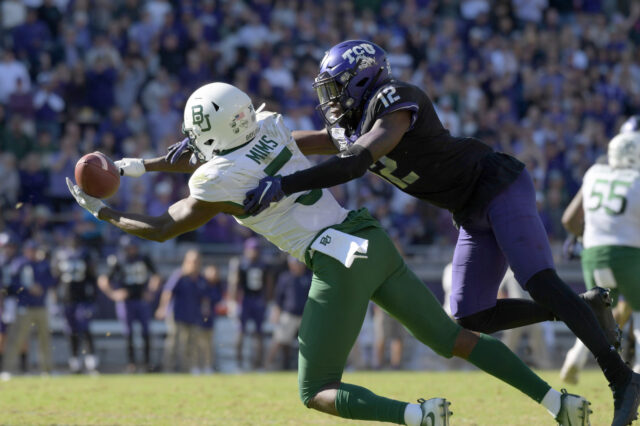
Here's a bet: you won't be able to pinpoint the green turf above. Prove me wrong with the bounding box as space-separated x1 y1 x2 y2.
0 370 612 425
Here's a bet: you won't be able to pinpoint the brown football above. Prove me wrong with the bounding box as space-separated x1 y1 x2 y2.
74 152 120 199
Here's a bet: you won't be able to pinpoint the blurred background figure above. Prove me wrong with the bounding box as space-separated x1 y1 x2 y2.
196 265 224 374
156 249 203 373
499 269 553 370
0 233 21 373
266 256 311 371
1 240 55 377
372 306 408 370
54 234 98 374
228 238 269 371
98 236 161 373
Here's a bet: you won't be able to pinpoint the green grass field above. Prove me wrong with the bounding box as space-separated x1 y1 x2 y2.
0 370 613 425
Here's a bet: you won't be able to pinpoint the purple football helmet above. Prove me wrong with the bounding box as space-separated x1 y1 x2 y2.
313 40 392 129
620 115 640 133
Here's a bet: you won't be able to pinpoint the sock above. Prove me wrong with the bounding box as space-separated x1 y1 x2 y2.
527 269 632 387
596 347 631 387
0 353 3 371
467 334 550 402
403 403 422 426
540 388 561 418
20 353 27 373
633 314 640 371
127 334 135 364
335 382 407 424
143 334 151 366
458 299 555 334
85 331 95 354
70 334 80 357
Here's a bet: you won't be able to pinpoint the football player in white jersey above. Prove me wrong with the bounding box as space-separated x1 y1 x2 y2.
561 117 640 385
67 82 590 425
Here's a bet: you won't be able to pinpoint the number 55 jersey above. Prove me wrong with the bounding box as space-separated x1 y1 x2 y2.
582 163 640 249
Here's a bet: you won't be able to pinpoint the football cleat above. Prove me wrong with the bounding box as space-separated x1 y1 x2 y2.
611 373 640 426
68 356 81 374
418 397 452 426
556 389 592 425
580 287 621 350
560 362 580 386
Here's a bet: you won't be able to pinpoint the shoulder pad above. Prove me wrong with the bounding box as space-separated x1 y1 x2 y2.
367 82 421 120
188 160 233 203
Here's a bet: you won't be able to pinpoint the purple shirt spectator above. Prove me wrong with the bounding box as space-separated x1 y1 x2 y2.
274 269 311 316
86 61 117 115
163 269 205 325
10 254 55 308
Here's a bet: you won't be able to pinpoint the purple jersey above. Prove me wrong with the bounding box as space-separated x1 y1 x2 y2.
163 270 206 325
199 283 223 329
274 271 312 316
108 254 155 300
11 257 55 307
335 81 524 225
58 248 97 303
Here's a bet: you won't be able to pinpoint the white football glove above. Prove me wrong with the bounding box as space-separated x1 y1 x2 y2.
114 158 146 177
66 177 106 218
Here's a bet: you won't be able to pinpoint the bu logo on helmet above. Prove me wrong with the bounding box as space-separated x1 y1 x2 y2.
191 105 211 132
341 43 376 64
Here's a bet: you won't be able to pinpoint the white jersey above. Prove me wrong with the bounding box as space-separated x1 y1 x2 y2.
582 163 640 249
189 112 349 261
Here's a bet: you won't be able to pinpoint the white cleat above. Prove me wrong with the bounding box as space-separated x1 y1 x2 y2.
560 362 580 385
556 389 592 425
68 357 81 374
418 397 452 426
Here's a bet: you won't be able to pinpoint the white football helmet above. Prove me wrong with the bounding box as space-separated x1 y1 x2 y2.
620 115 640 134
608 131 640 170
183 82 258 161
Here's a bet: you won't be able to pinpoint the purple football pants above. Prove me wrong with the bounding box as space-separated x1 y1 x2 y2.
240 295 266 334
450 169 554 318
65 302 95 333
116 299 151 336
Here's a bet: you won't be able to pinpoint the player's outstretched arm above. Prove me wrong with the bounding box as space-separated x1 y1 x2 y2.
115 137 203 177
562 187 584 236
292 129 339 155
115 153 202 176
97 196 223 242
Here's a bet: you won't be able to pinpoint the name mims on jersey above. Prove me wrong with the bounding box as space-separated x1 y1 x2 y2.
189 112 349 261
582 163 640 249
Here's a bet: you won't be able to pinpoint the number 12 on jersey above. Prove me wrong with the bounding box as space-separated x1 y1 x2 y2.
587 178 631 215
377 87 400 108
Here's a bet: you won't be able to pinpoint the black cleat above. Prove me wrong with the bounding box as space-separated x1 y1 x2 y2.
611 373 640 426
580 287 621 350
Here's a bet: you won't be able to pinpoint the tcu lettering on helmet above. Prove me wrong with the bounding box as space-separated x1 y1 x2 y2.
313 40 392 129
340 43 377 64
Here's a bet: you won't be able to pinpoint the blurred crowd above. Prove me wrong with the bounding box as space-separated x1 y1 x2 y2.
0 234 317 375
0 0 639 372
1 0 639 254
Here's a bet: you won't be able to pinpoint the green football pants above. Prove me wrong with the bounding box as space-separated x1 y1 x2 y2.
582 245 640 310
298 225 461 405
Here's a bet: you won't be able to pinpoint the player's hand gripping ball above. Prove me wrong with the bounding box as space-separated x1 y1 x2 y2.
74 151 120 199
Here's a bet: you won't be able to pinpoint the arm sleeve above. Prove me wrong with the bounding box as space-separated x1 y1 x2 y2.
280 144 374 195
